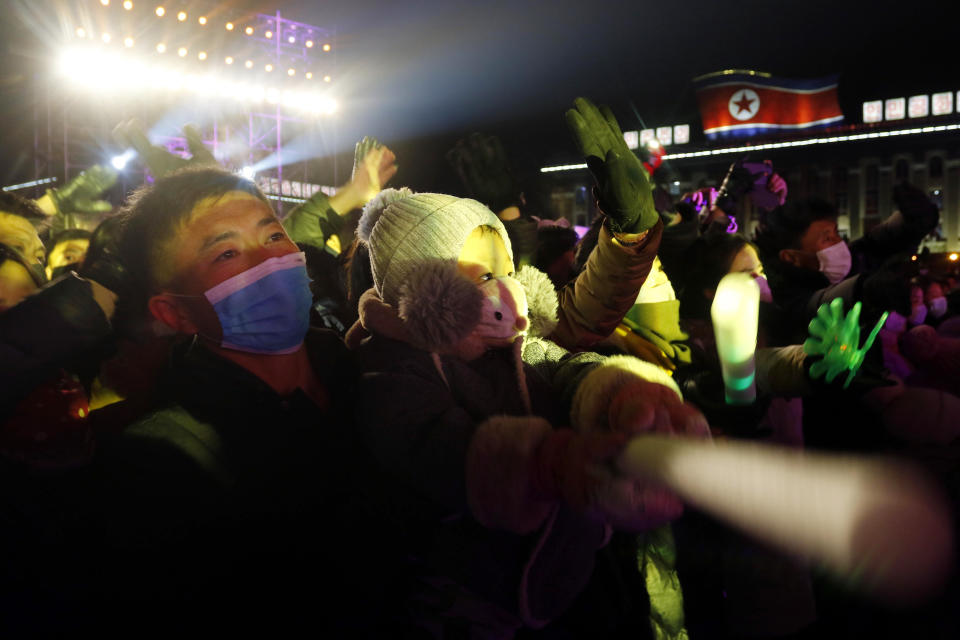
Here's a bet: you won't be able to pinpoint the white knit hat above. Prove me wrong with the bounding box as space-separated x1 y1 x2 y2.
358 188 513 307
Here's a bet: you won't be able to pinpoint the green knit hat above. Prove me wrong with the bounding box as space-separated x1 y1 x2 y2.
358 188 513 307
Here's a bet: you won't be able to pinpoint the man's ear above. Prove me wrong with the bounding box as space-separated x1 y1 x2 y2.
779 248 802 267
148 293 200 335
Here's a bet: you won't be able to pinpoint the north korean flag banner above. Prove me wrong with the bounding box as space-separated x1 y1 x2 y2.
694 71 843 140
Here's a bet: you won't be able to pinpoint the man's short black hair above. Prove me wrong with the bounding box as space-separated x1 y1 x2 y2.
120 166 270 294
755 197 837 257
0 191 47 223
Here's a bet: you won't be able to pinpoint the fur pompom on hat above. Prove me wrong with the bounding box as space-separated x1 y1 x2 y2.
514 265 559 338
357 188 512 307
398 261 483 351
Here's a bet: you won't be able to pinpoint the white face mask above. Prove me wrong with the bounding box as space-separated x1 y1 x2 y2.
909 304 928 326
816 241 851 284
754 275 773 303
928 296 948 319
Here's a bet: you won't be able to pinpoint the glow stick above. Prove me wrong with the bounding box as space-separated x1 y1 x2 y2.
710 273 759 404
616 435 954 604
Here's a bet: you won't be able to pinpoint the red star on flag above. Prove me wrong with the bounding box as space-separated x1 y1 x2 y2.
733 92 755 115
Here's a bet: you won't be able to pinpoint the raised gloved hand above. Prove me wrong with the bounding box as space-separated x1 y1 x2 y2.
530 429 628 513
113 119 218 179
351 136 398 205
46 165 117 215
893 182 939 227
803 298 887 389
565 97 658 234
446 132 522 214
79 215 128 296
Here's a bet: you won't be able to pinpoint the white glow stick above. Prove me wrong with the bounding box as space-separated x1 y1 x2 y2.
616 435 954 604
711 273 759 404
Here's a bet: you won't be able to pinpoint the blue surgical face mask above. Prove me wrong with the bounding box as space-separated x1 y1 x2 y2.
199 252 313 354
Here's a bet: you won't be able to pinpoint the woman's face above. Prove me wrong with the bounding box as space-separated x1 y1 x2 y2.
728 244 765 279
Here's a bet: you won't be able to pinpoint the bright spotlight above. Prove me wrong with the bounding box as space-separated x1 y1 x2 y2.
288 36 296 44
240 166 255 180
265 30 273 39
322 43 331 52
123 0 133 9
225 22 234 31
244 59 253 68
198 51 207 60
305 72 313 80
100 0 110 5
305 40 313 48
111 149 136 170
950 253 959 262
265 64 273 72
177 11 186 21
101 33 111 43
124 37 134 47
287 68 295 76
198 16 207 25
155 6 164 16
323 75 331 83
177 47 187 57
156 42 166 53
75 27 86 38
245 26 254 35
224 56 233 64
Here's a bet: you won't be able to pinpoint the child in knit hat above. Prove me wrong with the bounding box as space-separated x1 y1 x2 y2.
349 188 709 637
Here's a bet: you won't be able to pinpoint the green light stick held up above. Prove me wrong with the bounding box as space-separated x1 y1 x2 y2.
711 273 760 405
803 298 888 389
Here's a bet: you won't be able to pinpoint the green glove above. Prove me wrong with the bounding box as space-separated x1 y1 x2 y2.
445 132 521 214
113 119 218 179
565 97 658 235
353 136 381 174
803 298 888 389
46 165 117 215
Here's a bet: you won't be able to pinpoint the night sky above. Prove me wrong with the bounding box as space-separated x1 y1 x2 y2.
0 0 953 190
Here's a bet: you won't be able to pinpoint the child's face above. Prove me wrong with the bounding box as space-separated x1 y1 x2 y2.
454 227 528 359
456 227 513 283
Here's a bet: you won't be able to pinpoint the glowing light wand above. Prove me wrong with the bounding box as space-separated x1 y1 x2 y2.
710 273 759 405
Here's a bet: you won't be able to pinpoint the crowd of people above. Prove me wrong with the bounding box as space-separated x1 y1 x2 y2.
0 97 957 638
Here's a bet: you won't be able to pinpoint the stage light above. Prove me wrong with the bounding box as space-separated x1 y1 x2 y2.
265 64 273 72
224 56 233 64
305 40 313 48
950 253 959 262
323 75 331 83
100 0 109 5
225 22 234 31
101 33 111 43
265 30 273 39
155 6 164 16
287 68 295 76
111 150 136 170
75 27 86 38
911 255 918 261
123 0 133 9
245 26 253 35
198 51 207 60
177 47 187 57
322 43 331 52
241 166 255 179
156 42 166 53
124 37 134 47
305 72 312 80
177 11 186 21
245 60 253 68
288 36 296 44
198 16 207 25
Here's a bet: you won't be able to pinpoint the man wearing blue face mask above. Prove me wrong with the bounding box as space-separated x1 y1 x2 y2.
23 168 383 635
